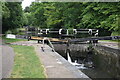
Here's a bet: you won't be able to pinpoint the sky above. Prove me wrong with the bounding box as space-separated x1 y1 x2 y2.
22 0 35 10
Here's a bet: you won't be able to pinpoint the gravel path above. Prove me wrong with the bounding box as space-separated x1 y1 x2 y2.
1 40 15 78
0 38 2 79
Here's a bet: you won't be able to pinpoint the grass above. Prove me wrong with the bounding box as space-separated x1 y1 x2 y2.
2 36 27 43
100 40 120 43
10 45 46 78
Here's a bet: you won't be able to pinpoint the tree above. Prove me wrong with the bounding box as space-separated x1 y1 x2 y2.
22 12 28 26
2 2 10 19
2 2 23 33
30 2 47 28
24 6 30 13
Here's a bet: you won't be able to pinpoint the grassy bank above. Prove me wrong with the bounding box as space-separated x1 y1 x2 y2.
11 45 46 78
2 36 26 43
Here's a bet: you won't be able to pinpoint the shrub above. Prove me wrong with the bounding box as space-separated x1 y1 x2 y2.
6 30 12 34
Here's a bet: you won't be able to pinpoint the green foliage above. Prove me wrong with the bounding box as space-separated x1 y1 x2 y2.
43 2 63 28
77 2 119 34
111 31 120 36
2 2 10 19
2 2 23 33
22 12 29 26
5 30 12 34
29 2 84 29
24 6 30 13
23 12 35 26
29 2 47 28
0 2 2 18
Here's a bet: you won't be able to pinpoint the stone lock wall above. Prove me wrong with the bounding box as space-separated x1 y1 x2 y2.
53 43 89 61
93 45 120 79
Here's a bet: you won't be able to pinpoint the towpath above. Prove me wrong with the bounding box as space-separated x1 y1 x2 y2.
98 41 120 50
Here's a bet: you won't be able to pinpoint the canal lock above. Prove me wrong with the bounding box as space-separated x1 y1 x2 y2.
52 42 119 79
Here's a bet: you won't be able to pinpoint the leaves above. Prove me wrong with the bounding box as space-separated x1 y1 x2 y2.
2 2 23 33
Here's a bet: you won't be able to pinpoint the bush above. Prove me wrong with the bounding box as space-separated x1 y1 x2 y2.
6 30 12 34
5 29 20 35
111 31 120 36
11 29 19 34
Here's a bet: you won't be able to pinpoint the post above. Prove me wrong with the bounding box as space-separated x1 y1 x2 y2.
41 38 45 52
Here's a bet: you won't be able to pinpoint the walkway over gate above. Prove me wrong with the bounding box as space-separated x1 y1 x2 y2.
25 27 120 43
26 28 98 38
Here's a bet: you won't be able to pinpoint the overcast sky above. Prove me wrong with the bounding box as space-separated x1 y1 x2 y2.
22 0 35 10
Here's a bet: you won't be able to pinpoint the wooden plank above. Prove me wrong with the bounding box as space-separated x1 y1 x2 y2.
30 36 68 42
49 38 68 42
31 36 44 40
